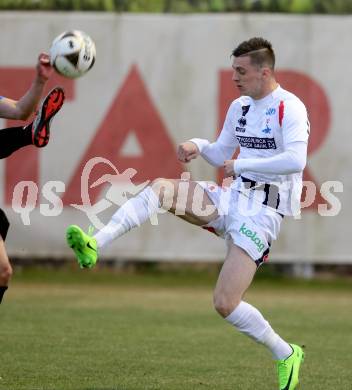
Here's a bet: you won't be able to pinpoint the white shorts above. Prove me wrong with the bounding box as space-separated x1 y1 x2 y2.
197 181 283 267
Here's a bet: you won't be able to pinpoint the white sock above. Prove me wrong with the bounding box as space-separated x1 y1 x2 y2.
225 301 293 360
94 187 160 248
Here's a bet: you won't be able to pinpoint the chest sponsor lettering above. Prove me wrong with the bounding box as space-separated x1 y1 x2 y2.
236 136 277 149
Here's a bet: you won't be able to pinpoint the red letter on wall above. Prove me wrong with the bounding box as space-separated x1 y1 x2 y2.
62 65 183 206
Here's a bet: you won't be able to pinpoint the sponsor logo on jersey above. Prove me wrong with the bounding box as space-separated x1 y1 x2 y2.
238 105 250 129
238 117 247 127
236 136 277 149
236 126 246 133
239 223 265 252
266 107 276 115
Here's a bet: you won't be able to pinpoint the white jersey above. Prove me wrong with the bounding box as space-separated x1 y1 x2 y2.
191 85 309 216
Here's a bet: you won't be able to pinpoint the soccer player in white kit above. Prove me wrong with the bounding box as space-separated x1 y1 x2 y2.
67 37 308 390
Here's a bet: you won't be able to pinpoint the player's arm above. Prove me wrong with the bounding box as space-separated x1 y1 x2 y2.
178 103 239 166
224 141 307 177
0 53 53 120
224 100 309 177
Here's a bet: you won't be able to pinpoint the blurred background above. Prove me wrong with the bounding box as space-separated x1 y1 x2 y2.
1 2 352 390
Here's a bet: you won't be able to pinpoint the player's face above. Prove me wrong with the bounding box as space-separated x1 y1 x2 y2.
232 55 265 99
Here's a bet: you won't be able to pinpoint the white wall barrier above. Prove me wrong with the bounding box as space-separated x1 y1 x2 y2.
0 13 349 262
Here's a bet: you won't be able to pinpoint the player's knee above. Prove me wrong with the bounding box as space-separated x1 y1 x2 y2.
150 178 176 209
0 263 12 285
213 293 241 318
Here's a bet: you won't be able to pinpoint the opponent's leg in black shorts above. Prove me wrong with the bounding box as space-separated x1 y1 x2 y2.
0 209 11 304
0 86 65 158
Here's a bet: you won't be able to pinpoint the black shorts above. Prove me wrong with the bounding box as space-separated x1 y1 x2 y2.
0 208 10 241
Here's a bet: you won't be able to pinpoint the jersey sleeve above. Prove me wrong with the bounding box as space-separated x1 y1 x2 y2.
281 99 310 145
234 141 307 175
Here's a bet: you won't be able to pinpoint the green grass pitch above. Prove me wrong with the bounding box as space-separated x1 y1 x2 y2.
1 267 352 389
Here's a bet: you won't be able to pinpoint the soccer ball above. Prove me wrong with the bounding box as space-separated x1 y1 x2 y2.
49 30 96 79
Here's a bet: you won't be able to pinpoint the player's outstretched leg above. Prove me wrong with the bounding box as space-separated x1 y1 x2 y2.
66 180 217 269
276 344 305 390
66 225 98 268
66 186 161 268
31 86 65 147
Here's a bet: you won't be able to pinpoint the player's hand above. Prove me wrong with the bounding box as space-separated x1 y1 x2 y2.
36 53 53 82
177 142 200 163
224 159 235 177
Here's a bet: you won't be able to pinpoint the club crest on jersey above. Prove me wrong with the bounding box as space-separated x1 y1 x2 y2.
262 126 271 134
262 118 271 134
266 107 276 115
